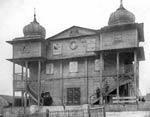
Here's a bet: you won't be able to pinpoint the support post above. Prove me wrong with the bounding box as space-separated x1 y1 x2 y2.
116 52 120 98
134 49 137 97
13 63 15 107
85 58 88 104
137 61 139 96
60 60 64 105
38 61 41 106
21 66 24 106
99 52 103 104
25 61 28 116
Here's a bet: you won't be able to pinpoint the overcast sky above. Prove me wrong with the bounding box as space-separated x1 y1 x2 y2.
0 0 150 95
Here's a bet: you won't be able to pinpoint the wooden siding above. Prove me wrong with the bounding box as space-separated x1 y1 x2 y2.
47 36 99 60
13 42 46 59
101 29 138 50
29 54 134 105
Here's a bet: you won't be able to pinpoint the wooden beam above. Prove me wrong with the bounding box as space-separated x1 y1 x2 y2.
60 60 64 105
24 61 28 116
13 63 15 107
113 96 136 100
38 61 41 106
116 52 120 98
134 50 137 97
99 52 103 104
85 58 88 104
21 66 24 107
137 61 139 94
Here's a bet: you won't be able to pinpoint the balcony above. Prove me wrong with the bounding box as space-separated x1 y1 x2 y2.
119 64 134 75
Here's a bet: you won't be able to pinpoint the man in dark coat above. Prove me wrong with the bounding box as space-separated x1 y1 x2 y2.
93 87 101 105
43 92 53 106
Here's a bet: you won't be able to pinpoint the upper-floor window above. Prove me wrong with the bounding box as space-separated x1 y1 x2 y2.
46 63 54 74
86 39 96 51
69 61 78 73
113 32 122 42
95 59 100 71
53 43 62 55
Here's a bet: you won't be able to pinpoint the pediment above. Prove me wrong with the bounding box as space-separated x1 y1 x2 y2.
49 26 97 40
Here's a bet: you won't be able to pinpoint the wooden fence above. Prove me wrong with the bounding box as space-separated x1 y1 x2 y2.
3 106 105 117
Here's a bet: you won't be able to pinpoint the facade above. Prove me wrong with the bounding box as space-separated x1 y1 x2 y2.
7 2 145 107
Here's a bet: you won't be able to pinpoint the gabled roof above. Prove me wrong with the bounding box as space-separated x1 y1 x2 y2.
47 26 98 40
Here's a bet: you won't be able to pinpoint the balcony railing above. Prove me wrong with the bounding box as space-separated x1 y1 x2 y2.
120 64 134 75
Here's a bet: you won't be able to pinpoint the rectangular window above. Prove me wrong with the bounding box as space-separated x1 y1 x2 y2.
67 87 80 105
46 63 54 74
53 43 62 55
69 61 78 73
86 39 96 51
95 59 100 71
114 32 122 41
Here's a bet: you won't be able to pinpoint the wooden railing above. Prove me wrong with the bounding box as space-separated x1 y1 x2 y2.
90 93 102 105
113 96 137 104
120 64 134 75
26 84 38 104
3 106 106 117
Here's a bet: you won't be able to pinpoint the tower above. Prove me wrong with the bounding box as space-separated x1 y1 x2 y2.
7 13 46 106
98 1 145 101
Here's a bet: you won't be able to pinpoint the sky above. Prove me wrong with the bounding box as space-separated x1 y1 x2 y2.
0 0 150 96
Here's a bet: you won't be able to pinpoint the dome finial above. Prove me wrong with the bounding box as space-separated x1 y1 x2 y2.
34 8 37 22
120 0 123 8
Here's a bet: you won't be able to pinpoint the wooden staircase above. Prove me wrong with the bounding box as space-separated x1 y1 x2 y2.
26 84 38 104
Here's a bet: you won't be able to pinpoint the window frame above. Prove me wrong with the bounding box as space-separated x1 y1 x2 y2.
46 63 54 75
69 61 78 73
67 87 81 105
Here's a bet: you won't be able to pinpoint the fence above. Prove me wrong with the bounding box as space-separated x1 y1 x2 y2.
3 106 105 117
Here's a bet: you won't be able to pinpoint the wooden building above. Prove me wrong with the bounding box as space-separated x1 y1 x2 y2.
7 2 145 106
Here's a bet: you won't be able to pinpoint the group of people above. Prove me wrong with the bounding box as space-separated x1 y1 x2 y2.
40 91 53 106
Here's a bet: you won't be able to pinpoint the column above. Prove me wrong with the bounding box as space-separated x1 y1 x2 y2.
85 58 88 104
25 61 28 108
23 61 28 117
13 63 15 107
60 60 63 105
134 49 137 97
116 52 120 98
137 61 139 96
99 52 103 104
21 66 24 106
38 60 41 106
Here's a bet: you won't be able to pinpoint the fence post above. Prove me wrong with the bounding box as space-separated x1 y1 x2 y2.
103 106 106 117
46 109 49 117
88 105 90 117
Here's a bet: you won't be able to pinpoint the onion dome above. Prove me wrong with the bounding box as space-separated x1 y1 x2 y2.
23 13 46 38
108 1 135 26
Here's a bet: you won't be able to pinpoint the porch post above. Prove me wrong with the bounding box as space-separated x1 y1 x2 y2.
60 60 64 105
100 52 103 104
24 61 28 116
134 49 137 97
21 66 24 106
85 58 88 104
116 52 120 98
38 60 41 106
13 63 15 107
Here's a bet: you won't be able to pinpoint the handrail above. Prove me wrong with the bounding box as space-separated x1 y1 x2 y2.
26 84 38 104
